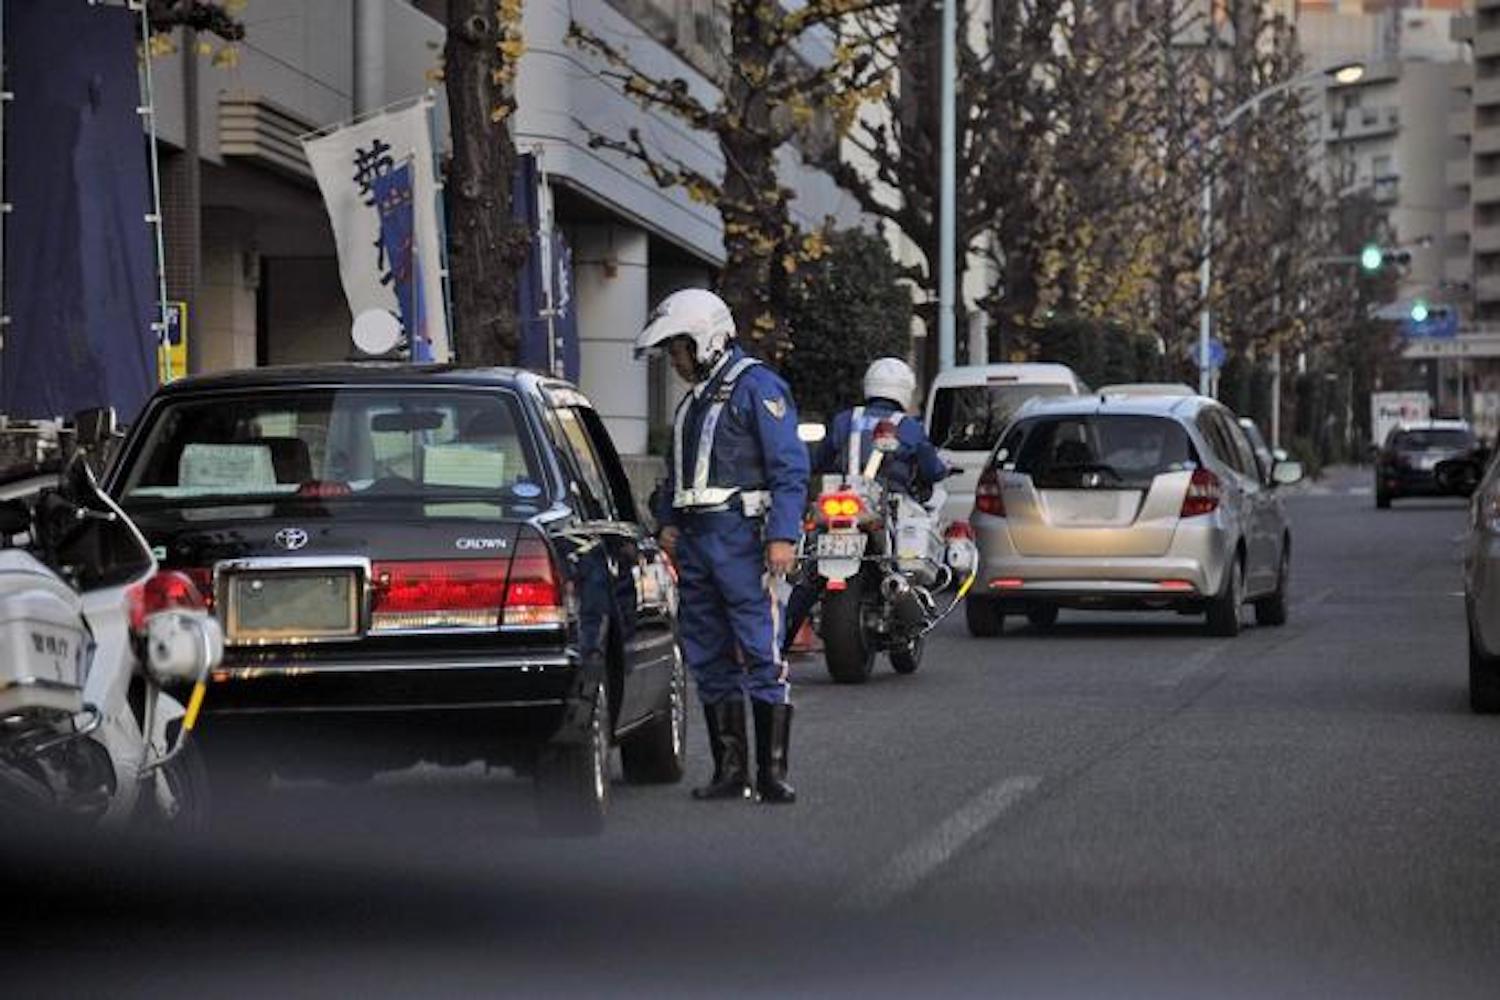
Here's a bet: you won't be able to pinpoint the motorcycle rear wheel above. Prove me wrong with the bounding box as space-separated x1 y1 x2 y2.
889 633 924 675
822 573 876 684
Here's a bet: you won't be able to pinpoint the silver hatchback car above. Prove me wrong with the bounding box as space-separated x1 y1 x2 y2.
964 394 1303 637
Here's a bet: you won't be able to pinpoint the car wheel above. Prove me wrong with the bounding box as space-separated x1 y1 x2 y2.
889 632 924 675
535 680 610 835
1026 604 1059 630
1470 627 1500 715
1205 555 1244 638
965 595 1005 638
1254 544 1290 627
822 572 876 684
621 645 688 784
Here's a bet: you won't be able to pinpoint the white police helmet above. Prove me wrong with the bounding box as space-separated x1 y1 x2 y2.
863 357 917 411
634 288 737 365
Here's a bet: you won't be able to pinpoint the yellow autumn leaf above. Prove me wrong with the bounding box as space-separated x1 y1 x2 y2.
211 45 240 69
491 105 512 123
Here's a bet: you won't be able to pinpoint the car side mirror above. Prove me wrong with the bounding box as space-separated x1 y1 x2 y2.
72 406 117 452
1271 460 1304 487
143 611 224 687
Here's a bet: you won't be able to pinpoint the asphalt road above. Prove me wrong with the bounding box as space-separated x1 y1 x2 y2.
9 467 1500 996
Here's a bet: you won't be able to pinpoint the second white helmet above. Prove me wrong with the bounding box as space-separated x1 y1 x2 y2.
863 357 917 411
634 288 736 365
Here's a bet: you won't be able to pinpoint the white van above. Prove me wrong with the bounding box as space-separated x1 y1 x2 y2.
924 363 1085 524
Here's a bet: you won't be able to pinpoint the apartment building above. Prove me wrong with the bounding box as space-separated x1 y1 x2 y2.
140 0 862 454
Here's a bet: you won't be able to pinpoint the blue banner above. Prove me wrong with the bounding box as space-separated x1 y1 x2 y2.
370 160 432 361
514 154 579 380
2 0 157 422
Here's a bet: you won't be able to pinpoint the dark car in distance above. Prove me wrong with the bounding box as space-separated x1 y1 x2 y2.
1376 421 1477 508
104 364 685 833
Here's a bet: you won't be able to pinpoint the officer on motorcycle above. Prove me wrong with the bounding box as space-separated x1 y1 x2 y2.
782 357 949 653
636 289 809 804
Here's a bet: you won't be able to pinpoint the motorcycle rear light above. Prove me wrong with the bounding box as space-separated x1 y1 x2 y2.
127 570 208 633
944 521 975 541
1179 467 1222 517
818 493 862 519
370 559 509 632
975 467 1006 517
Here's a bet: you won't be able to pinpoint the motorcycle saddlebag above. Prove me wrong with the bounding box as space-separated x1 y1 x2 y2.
0 551 89 718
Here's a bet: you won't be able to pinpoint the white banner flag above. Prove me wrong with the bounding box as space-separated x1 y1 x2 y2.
303 100 451 363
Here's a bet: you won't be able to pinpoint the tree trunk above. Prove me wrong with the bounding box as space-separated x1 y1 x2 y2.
444 0 529 366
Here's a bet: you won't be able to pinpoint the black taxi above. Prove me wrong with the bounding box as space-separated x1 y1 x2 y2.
104 364 684 833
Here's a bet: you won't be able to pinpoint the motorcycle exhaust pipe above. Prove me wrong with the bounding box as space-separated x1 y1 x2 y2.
882 574 927 627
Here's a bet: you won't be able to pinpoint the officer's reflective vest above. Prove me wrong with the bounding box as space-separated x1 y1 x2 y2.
672 355 767 510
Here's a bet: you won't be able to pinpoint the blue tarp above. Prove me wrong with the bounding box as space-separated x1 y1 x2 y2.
2 0 158 422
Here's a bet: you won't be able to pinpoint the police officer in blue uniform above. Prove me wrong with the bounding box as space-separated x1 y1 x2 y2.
783 357 949 653
636 289 809 804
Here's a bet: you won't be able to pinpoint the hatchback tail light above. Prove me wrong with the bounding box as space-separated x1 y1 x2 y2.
1179 467 1222 517
975 467 1006 517
127 570 208 633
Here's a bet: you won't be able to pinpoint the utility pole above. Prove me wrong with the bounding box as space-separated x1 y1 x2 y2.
937 0 957 373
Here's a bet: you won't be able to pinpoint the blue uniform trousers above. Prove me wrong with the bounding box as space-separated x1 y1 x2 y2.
675 512 790 706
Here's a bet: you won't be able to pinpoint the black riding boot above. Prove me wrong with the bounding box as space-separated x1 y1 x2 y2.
752 701 796 804
692 698 750 800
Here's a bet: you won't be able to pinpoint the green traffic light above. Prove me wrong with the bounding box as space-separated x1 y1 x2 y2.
1411 299 1429 323
1360 244 1383 271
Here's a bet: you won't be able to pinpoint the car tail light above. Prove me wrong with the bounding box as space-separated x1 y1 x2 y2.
502 534 566 627
1180 467 1222 517
127 570 208 633
975 467 1005 517
1158 579 1195 592
370 559 510 632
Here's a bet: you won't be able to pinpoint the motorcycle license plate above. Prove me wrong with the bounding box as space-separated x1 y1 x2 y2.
814 533 866 559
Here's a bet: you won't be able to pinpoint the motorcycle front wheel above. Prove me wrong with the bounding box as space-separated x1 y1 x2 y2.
822 572 876 684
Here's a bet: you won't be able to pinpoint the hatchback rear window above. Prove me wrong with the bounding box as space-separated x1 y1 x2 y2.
119 388 546 513
929 383 1075 451
998 415 1198 489
1391 429 1471 450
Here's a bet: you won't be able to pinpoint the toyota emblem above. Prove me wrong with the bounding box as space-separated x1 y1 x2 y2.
274 527 309 551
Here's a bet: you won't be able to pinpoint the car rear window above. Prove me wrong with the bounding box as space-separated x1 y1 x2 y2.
1391 429 1471 450
929 383 1075 451
997 415 1198 489
118 388 547 514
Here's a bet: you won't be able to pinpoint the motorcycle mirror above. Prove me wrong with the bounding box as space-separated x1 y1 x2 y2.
797 422 826 444
143 611 224 687
873 419 901 454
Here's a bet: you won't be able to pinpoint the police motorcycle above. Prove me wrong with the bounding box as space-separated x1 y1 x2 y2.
0 413 221 829
797 417 978 684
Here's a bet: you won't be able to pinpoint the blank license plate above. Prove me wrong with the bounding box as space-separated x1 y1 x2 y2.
225 571 359 644
815 533 867 559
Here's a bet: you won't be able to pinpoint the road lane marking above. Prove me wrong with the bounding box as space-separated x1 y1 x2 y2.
1348 486 1372 496
1151 641 1230 688
838 775 1041 912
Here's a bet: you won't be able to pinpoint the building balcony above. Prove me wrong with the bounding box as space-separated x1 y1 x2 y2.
1453 107 1474 137
1476 127 1500 156
1325 106 1399 142
1476 76 1500 107
1477 274 1500 303
1478 32 1500 59
1455 14 1476 43
1474 221 1500 254
1451 205 1474 236
1478 175 1500 205
1450 158 1474 186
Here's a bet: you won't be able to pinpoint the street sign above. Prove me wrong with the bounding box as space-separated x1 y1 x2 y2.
1193 337 1227 371
1402 307 1458 340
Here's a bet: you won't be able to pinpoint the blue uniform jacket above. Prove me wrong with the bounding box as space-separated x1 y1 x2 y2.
655 346 810 543
814 398 950 497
